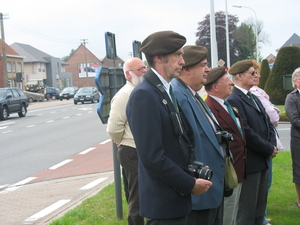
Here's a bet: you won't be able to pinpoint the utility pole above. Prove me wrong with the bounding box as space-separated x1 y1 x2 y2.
0 13 8 87
80 39 89 86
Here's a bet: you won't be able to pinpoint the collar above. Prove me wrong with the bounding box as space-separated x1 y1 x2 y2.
234 85 249 96
151 68 171 92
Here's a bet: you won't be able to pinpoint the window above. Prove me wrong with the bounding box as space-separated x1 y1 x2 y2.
7 62 11 72
17 62 22 72
11 89 20 97
12 62 16 72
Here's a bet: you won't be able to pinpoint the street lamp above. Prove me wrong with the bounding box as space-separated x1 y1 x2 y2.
233 5 259 62
225 0 230 67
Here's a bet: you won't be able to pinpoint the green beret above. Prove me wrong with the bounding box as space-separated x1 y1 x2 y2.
182 45 208 68
205 66 226 86
229 60 253 75
140 31 186 56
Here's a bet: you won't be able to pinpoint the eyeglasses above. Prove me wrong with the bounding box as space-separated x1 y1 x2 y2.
248 71 259 76
129 66 147 72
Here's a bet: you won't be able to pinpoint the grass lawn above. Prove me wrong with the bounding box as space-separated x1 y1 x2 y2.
50 151 297 225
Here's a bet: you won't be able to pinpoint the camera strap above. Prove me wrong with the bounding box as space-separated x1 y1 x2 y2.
144 72 194 155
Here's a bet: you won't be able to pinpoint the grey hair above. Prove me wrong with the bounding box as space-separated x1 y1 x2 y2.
292 68 300 87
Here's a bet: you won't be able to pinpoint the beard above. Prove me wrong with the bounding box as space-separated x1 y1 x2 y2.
130 71 144 86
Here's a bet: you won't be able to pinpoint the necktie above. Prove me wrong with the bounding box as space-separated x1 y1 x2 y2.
224 101 243 136
195 93 217 122
169 86 179 112
247 91 260 111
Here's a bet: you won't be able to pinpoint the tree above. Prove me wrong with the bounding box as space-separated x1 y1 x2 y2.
233 23 256 60
195 11 240 67
264 46 300 104
62 49 76 62
258 59 270 89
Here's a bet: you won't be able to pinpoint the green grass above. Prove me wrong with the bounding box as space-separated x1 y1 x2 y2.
50 151 297 225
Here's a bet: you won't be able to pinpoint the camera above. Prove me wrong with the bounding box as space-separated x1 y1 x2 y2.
185 161 213 181
215 131 234 144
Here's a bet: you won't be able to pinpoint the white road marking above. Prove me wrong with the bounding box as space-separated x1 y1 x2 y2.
26 125 36 128
0 121 15 126
277 128 290 131
100 139 111 144
76 113 82 116
24 199 71 222
79 177 107 190
49 159 73 170
79 147 96 155
46 120 54 123
0 177 37 194
0 126 8 129
2 130 12 133
62 116 70 119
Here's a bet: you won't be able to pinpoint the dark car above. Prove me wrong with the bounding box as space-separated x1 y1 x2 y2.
74 87 100 105
45 87 60 100
0 87 28 120
59 87 78 100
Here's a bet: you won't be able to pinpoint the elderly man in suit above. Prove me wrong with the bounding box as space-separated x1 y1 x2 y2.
171 45 225 225
227 60 278 225
204 66 247 225
126 31 211 225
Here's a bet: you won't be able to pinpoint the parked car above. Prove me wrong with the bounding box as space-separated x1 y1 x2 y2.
74 87 100 105
0 87 28 120
45 87 60 100
24 90 44 103
59 87 78 100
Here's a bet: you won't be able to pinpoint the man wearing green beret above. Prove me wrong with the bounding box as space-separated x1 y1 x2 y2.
204 66 247 225
126 31 210 225
171 45 225 225
227 60 278 225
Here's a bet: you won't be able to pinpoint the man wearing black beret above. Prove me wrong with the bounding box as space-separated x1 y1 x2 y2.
171 45 225 225
126 31 209 225
227 60 278 225
204 66 247 225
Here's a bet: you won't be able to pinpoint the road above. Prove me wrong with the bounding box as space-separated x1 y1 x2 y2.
0 101 110 186
0 100 115 225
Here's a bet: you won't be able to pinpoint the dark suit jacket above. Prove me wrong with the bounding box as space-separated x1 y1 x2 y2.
227 87 276 173
171 78 225 210
285 89 300 137
205 95 247 183
126 69 195 219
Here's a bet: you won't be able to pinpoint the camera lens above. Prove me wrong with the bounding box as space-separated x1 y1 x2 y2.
198 168 213 181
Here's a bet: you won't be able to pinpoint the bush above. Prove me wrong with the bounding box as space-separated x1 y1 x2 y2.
264 46 300 104
258 59 270 89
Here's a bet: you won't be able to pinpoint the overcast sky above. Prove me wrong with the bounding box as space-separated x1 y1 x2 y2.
1 0 299 64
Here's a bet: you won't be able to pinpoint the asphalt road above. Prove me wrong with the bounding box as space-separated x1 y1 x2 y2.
0 100 110 186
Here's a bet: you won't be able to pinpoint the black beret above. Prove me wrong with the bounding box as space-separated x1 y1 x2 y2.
205 66 226 86
182 45 208 68
140 31 186 56
229 60 253 75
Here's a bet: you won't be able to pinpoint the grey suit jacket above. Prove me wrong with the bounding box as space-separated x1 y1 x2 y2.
285 88 300 137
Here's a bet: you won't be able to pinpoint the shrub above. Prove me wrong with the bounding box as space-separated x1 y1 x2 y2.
264 46 300 104
258 59 270 89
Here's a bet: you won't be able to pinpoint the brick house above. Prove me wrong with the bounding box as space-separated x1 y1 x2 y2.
65 44 124 88
0 39 24 88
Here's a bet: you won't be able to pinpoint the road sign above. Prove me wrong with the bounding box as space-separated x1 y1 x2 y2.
94 66 126 124
132 40 142 59
218 59 225 67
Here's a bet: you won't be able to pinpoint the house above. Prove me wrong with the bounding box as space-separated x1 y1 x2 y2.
279 33 300 49
10 43 72 90
0 39 24 88
65 44 124 88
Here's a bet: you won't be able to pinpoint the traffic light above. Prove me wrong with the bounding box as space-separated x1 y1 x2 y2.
16 73 23 82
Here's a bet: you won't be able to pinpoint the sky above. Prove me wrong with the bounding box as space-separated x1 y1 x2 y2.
1 0 299 64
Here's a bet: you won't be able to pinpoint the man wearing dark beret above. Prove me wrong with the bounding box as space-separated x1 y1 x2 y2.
126 31 208 225
171 45 225 225
204 66 247 225
227 60 278 225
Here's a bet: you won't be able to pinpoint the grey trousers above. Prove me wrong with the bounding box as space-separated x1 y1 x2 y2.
236 169 268 225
